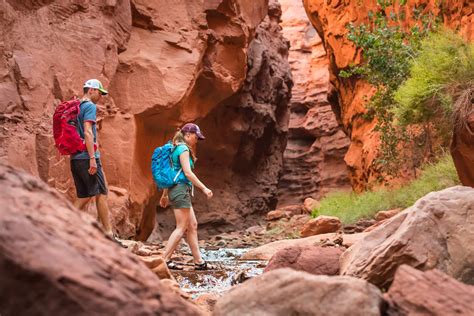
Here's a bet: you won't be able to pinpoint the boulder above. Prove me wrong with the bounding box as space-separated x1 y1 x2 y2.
341 186 474 288
138 255 174 280
303 197 320 213
300 215 342 237
242 232 366 260
265 245 343 276
385 265 474 315
213 268 384 316
374 209 402 221
0 164 200 315
266 210 292 221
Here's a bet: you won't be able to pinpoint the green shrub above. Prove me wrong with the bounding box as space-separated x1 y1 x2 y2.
393 29 474 139
341 0 438 175
312 154 460 224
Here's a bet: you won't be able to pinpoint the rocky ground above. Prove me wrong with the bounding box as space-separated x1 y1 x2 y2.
2 164 474 316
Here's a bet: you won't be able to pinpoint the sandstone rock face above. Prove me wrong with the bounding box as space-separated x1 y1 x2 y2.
185 0 292 235
451 111 474 187
277 0 351 206
303 0 474 190
213 268 384 316
300 215 342 237
0 164 200 315
265 245 343 276
242 232 366 260
341 186 474 288
385 265 474 316
0 0 293 237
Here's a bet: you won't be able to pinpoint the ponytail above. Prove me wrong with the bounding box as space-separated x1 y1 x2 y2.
172 129 197 162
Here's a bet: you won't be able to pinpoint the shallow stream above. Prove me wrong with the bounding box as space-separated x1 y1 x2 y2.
173 248 265 298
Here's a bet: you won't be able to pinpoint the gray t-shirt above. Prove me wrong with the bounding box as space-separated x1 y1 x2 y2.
71 100 100 160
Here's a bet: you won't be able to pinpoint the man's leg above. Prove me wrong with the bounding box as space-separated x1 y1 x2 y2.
95 194 113 235
74 197 92 210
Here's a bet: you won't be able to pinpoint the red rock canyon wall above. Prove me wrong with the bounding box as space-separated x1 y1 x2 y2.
303 0 473 191
277 0 351 206
0 0 294 238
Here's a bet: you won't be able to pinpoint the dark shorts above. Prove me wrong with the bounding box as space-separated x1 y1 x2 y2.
169 183 192 209
70 158 108 198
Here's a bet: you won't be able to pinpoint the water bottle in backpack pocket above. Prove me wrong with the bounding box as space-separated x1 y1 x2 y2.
151 141 182 189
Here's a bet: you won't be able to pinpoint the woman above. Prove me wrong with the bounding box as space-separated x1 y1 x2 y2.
160 123 213 270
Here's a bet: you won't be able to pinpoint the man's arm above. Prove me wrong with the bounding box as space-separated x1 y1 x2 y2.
84 121 97 175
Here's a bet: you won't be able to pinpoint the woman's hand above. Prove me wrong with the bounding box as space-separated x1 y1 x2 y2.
159 194 169 208
202 187 213 199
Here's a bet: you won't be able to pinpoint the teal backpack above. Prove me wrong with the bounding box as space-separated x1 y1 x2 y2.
151 141 182 189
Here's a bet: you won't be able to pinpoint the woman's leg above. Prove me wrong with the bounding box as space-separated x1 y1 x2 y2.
187 207 204 264
162 208 190 262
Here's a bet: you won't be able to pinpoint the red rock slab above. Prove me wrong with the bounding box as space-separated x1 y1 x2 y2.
214 268 384 316
385 265 474 315
300 215 342 237
265 245 343 276
341 186 474 289
242 232 367 260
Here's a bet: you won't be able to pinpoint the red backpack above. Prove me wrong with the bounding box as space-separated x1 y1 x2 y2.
53 98 88 155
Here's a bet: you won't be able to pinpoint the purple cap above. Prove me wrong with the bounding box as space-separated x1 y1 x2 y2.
181 123 205 140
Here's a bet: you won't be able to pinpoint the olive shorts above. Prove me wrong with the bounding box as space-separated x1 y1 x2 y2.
169 184 192 209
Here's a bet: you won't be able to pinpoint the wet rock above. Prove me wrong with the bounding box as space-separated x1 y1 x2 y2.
374 209 402 221
214 268 384 316
216 240 227 247
341 186 474 288
0 164 200 315
231 271 251 285
300 215 342 237
243 232 367 260
265 245 343 276
385 265 474 315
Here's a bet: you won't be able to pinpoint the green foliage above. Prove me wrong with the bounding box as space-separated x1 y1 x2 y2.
393 30 474 138
311 154 460 224
342 0 439 175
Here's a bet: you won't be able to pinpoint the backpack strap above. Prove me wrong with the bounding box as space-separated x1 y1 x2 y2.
173 169 183 182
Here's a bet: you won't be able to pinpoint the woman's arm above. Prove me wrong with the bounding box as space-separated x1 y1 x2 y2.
159 189 169 207
179 151 213 198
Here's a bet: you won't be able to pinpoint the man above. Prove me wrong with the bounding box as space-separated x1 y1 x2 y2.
70 79 114 237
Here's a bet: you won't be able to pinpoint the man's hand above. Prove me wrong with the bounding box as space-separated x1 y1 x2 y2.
89 158 97 175
159 194 169 208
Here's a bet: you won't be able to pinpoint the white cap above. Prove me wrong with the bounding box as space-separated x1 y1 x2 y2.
83 79 108 95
